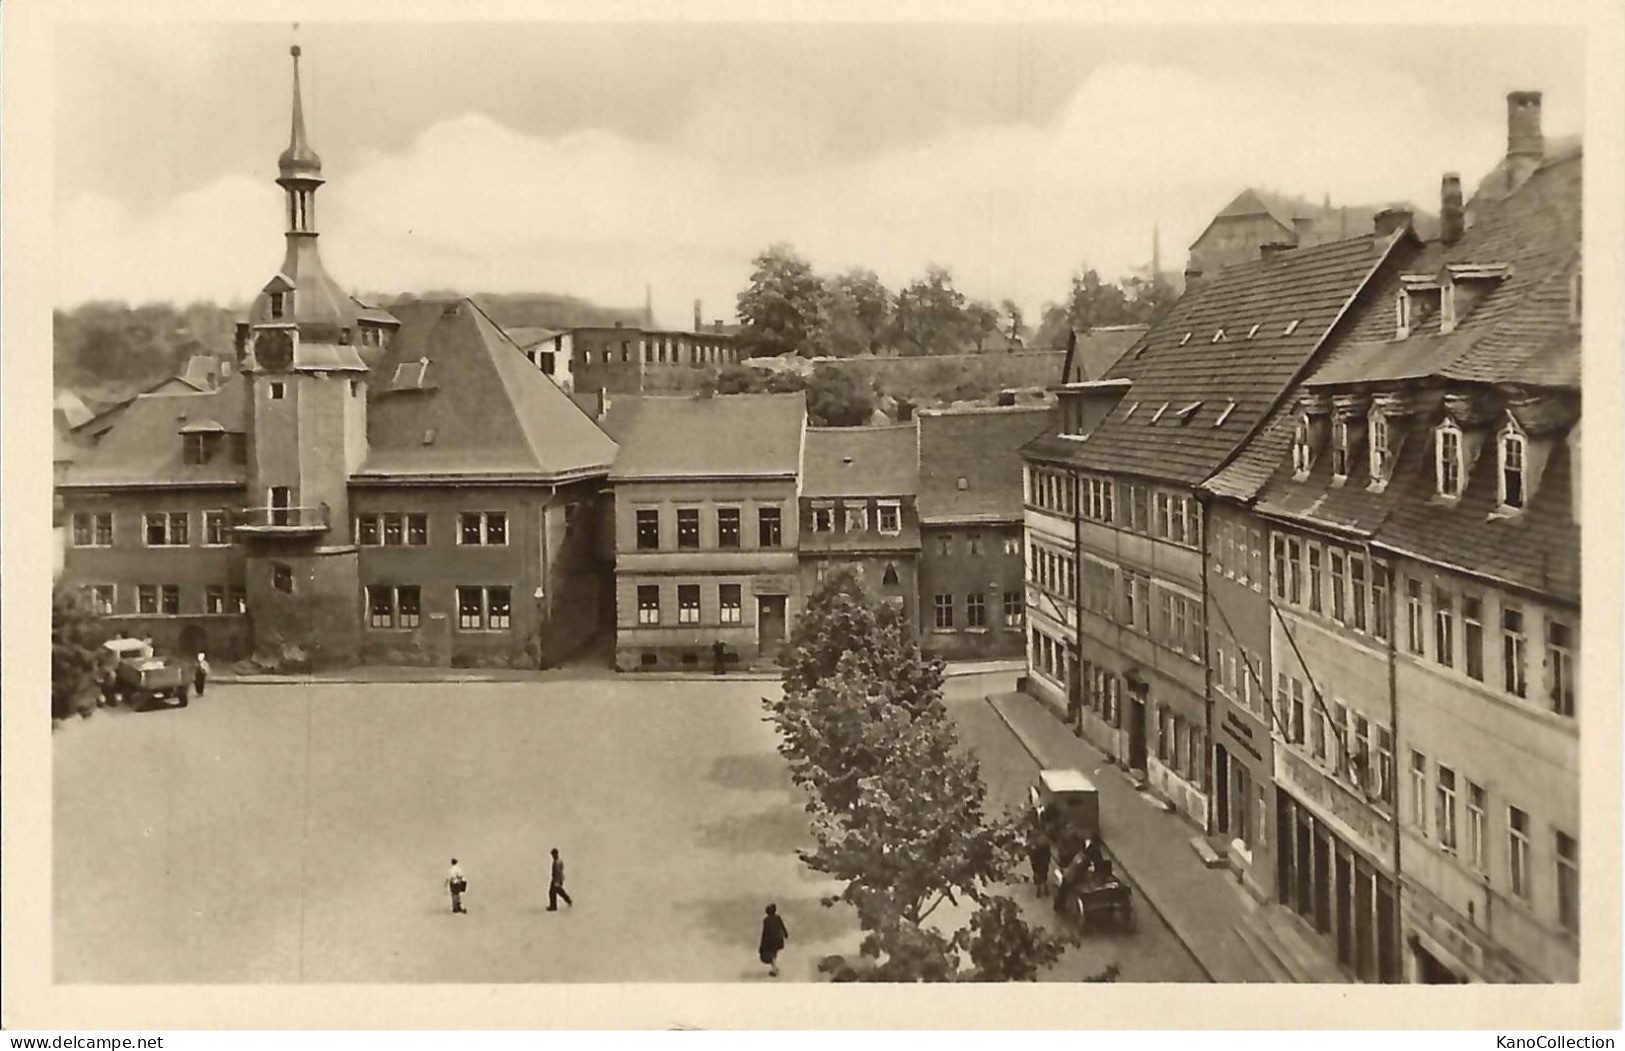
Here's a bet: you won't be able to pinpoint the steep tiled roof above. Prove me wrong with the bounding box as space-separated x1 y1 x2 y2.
1040 233 1399 486
917 406 1053 524
802 426 919 498
357 299 617 481
608 393 806 481
60 377 249 488
1066 325 1147 382
1314 152 1581 391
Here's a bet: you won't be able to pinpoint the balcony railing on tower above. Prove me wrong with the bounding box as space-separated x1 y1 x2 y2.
230 502 330 536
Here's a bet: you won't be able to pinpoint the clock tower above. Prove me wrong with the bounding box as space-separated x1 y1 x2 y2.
234 45 398 666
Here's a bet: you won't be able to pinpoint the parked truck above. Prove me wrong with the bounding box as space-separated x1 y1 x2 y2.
1028 768 1134 932
100 637 190 710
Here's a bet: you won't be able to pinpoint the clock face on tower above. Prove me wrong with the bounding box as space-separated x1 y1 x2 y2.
256 328 294 373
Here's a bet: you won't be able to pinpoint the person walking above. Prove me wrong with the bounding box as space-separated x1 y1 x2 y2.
547 847 573 911
194 653 211 697
1025 809 1052 899
446 858 468 915
758 903 789 977
712 639 727 676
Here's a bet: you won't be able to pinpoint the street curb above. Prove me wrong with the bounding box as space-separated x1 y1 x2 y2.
213 659 1023 688
981 692 1219 984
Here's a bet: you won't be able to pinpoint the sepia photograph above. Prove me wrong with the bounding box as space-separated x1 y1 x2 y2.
4 0 1621 1034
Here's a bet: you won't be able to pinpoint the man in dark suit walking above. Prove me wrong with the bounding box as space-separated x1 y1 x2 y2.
547 847 574 911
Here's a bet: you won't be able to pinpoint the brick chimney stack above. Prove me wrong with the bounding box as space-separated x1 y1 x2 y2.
1506 90 1544 194
1440 172 1465 245
693 299 702 332
1373 207 1413 237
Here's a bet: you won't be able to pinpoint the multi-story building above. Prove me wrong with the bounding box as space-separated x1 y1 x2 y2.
916 406 1051 660
1023 225 1408 842
606 393 806 670
1204 91 1580 983
58 47 618 668
797 425 921 619
525 323 740 395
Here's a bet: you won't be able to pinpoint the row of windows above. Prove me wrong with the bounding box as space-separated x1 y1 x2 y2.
363 584 512 631
78 583 247 617
1409 753 1578 936
1030 627 1071 685
935 532 1021 559
1211 634 1265 722
578 337 735 368
635 507 780 550
1269 534 1393 641
1276 671 1397 812
1025 469 1203 550
809 499 903 536
933 592 1023 631
1210 518 1266 592
635 583 744 626
1029 546 1202 661
71 509 542 550
1294 410 1539 513
1155 703 1206 786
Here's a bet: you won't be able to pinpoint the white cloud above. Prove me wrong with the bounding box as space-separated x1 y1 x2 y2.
55 56 1549 326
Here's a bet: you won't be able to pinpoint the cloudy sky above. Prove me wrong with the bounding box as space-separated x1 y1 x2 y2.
54 19 1583 326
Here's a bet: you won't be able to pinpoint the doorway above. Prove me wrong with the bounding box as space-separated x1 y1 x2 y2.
1214 746 1231 835
1127 695 1148 773
757 595 787 654
269 485 292 526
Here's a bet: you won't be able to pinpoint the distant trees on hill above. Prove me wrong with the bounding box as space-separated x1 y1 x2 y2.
734 245 1178 360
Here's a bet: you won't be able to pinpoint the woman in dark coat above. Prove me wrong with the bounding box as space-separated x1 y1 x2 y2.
758 903 789 977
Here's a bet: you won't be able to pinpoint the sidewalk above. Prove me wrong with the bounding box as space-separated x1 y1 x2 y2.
986 690 1272 983
216 657 1025 687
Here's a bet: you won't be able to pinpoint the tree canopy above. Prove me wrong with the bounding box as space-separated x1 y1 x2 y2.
766 568 1076 980
736 244 827 358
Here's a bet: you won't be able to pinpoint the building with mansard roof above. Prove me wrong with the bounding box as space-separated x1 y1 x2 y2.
57 48 616 670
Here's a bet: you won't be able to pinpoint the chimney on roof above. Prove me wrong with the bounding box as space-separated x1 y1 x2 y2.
713 319 726 332
1373 208 1413 237
1506 90 1545 194
1291 217 1315 245
1260 242 1295 260
1183 264 1207 297
693 299 702 332
1441 172 1465 245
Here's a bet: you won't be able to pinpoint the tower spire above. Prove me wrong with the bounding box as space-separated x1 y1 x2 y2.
277 44 323 235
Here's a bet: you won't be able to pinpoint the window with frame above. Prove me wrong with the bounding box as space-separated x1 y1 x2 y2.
383 513 404 546
456 586 510 630
230 586 247 614
137 584 158 614
1287 538 1303 606
716 507 740 548
882 563 899 587
1396 292 1412 338
1249 529 1264 591
1557 831 1579 936
1352 714 1371 790
1433 586 1455 667
636 509 660 550
1500 429 1527 510
678 584 701 624
1466 783 1487 871
966 592 986 629
1289 679 1306 745
877 501 901 535
1437 424 1463 497
758 506 782 548
269 381 286 401
272 563 295 594
358 515 381 546
1329 549 1348 623
1371 562 1391 641
1406 578 1425 654
810 502 835 533
73 512 115 547
1292 416 1312 474
936 533 953 558
368 585 398 629
719 584 742 624
459 511 507 546
85 584 116 615
1411 751 1428 833
1508 806 1531 900
1272 535 1288 601
145 511 190 547
637 585 660 625
1547 619 1575 717
1350 555 1368 632
1003 535 1021 556
1307 543 1323 613
206 585 227 615
1370 414 1391 481
1331 419 1350 478
677 508 700 548
1502 604 1527 698
1003 591 1023 628
407 514 428 545
1436 766 1458 853
844 503 868 534
1375 725 1394 808
1463 595 1486 681
203 510 228 545
934 594 954 630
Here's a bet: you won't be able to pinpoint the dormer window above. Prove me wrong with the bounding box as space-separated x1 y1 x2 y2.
1247 323 1261 339
1283 320 1300 336
1212 329 1226 343
1439 283 1458 334
1436 422 1464 498
810 501 835 533
1369 414 1391 481
1150 402 1169 423
1396 292 1412 339
269 292 288 319
1179 333 1191 346
1291 416 1313 475
1331 419 1351 479
1499 429 1527 510
1123 402 1140 420
1214 400 1236 427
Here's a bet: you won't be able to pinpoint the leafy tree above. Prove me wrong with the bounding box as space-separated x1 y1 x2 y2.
1000 299 1027 348
736 244 827 358
52 584 103 720
768 569 1076 981
805 365 874 427
1122 270 1180 325
892 265 970 356
964 300 1002 353
821 268 892 358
